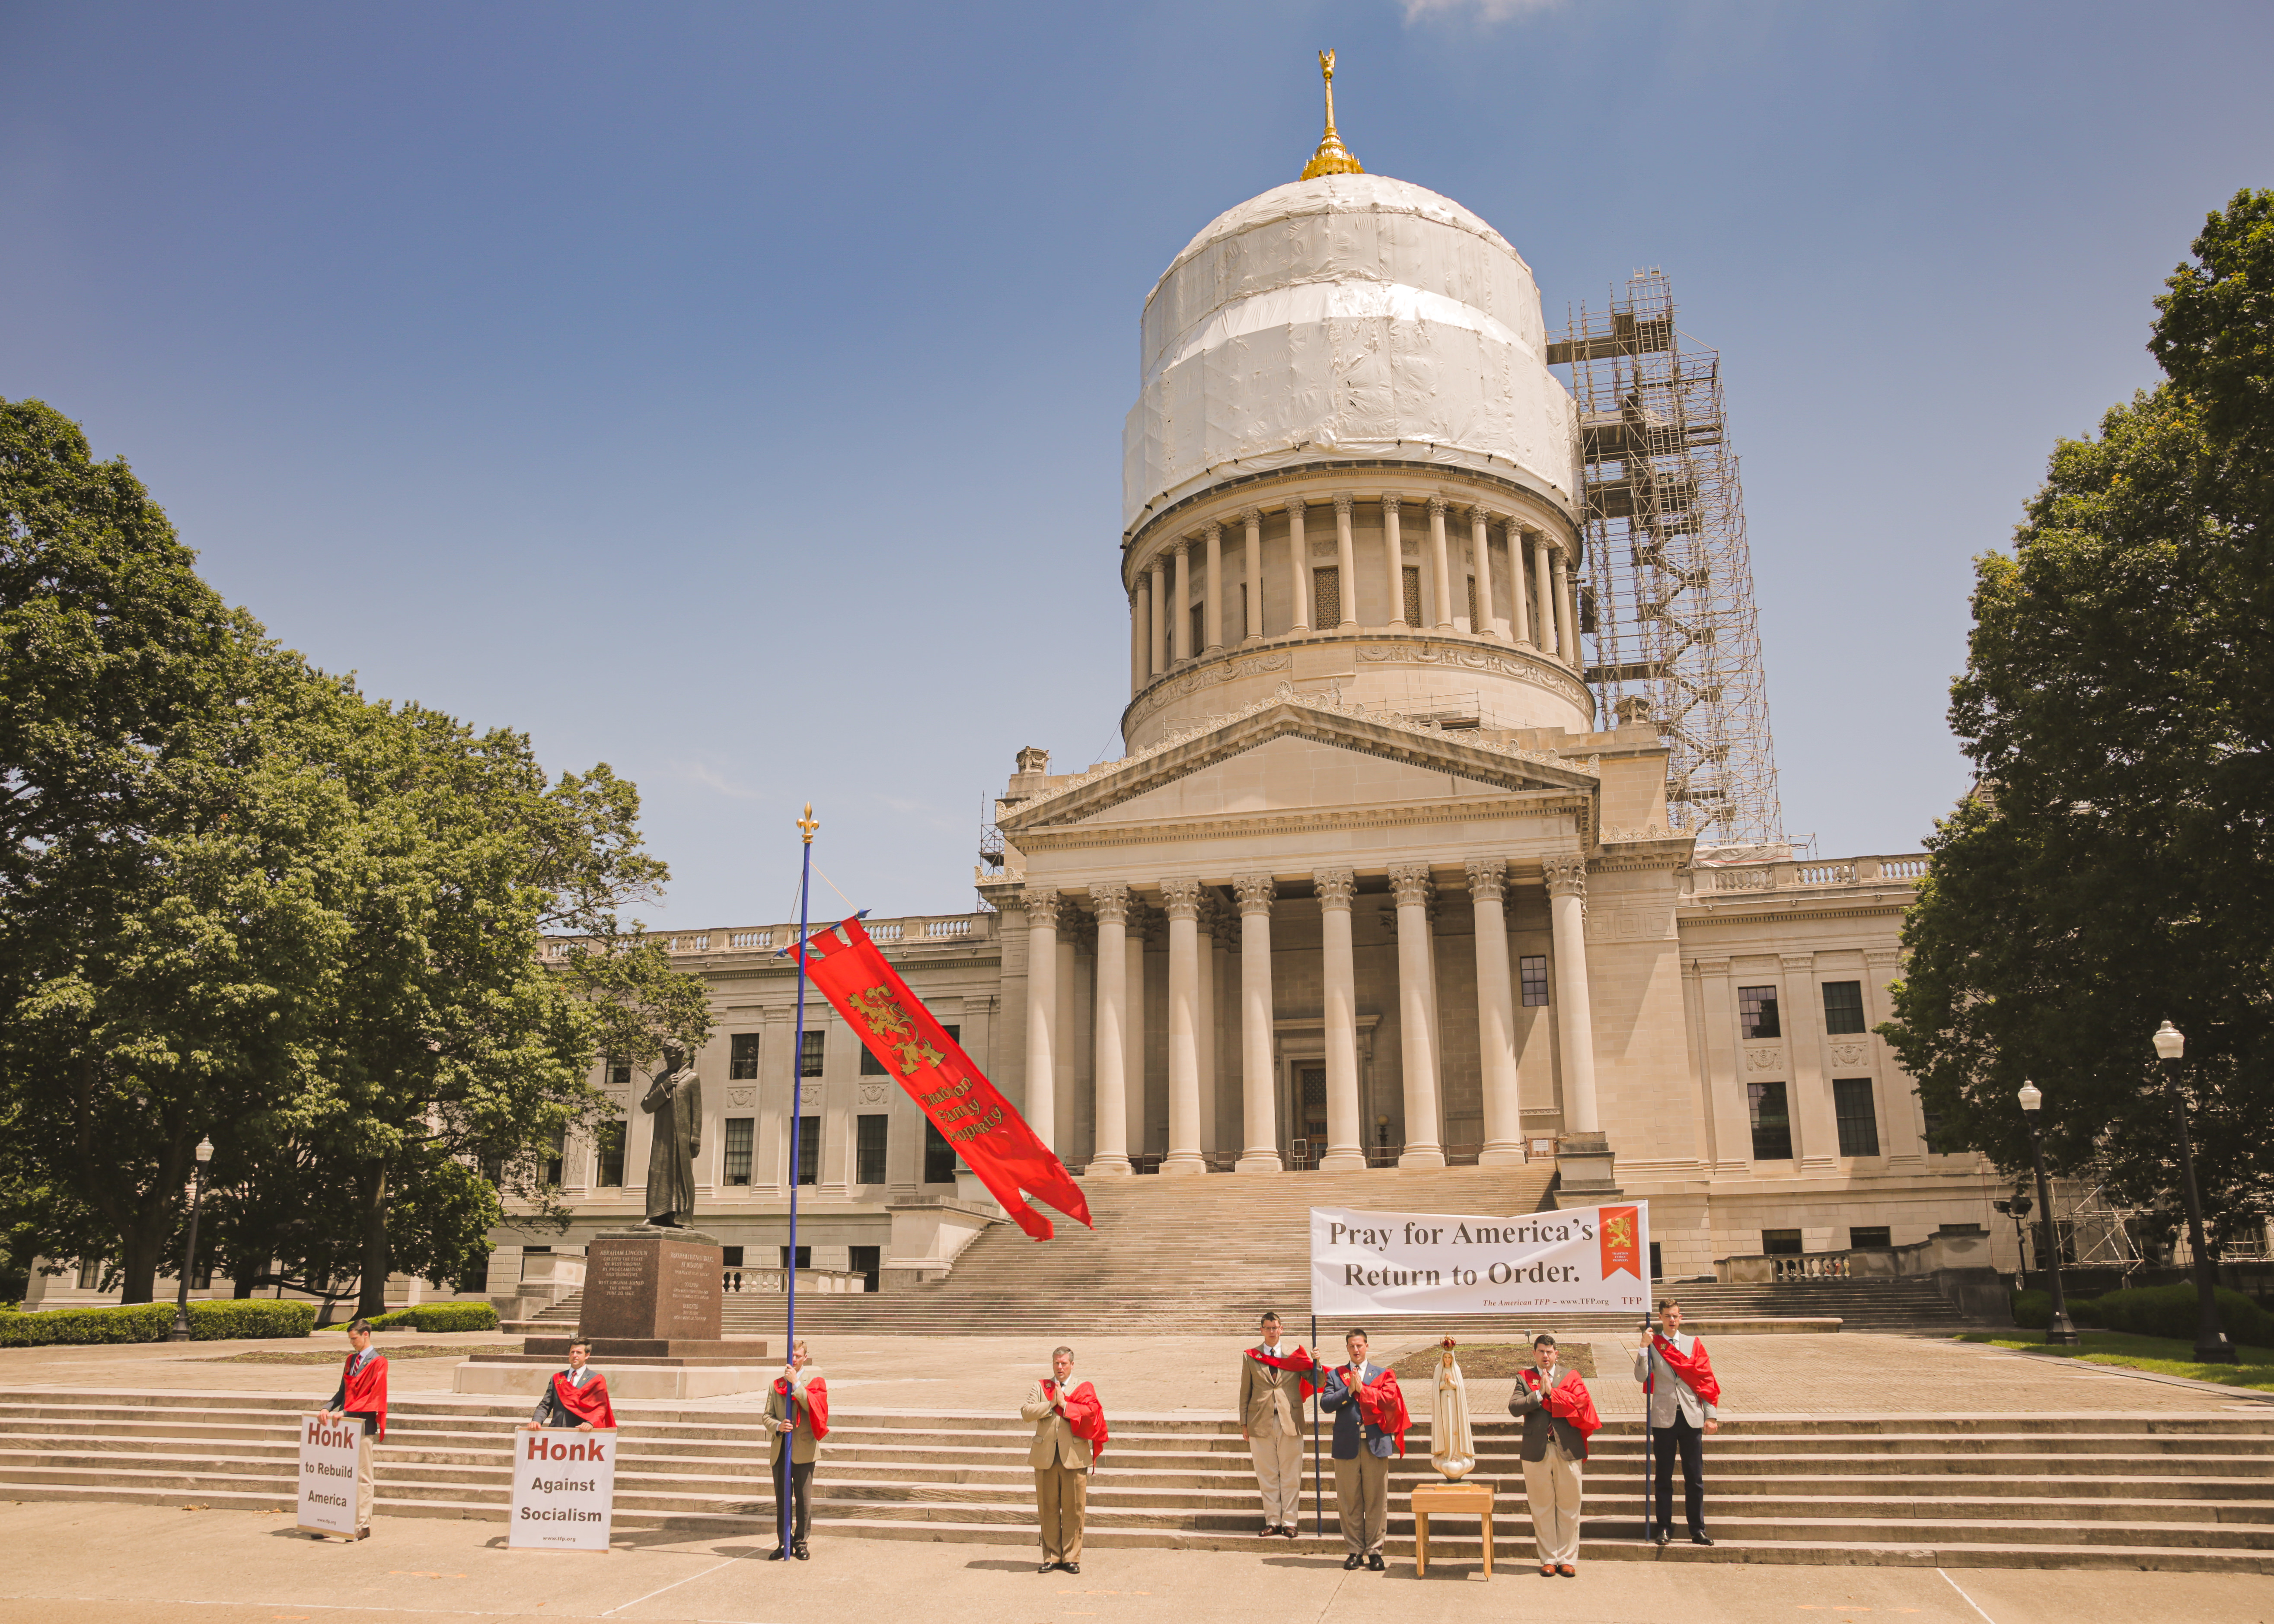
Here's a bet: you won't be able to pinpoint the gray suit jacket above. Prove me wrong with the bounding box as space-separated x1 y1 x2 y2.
1508 1366 1590 1463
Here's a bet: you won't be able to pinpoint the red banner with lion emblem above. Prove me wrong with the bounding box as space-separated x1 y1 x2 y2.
1599 1204 1643 1280
791 917 1092 1240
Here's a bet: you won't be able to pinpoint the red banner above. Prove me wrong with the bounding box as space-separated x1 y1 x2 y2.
1599 1204 1642 1280
792 917 1092 1240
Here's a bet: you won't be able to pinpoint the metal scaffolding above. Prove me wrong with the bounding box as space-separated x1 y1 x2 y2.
1550 270 1783 847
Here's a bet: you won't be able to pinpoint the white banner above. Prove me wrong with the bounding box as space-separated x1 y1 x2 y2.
296 1414 365 1537
1309 1201 1652 1318
510 1428 618 1550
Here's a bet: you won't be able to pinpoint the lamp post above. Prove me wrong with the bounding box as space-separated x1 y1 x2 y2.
2151 1022 2238 1364
1993 1180 2032 1280
2015 1083 2079 1346
167 1137 215 1344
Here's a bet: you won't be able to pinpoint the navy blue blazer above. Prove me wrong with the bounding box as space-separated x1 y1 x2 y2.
1319 1362 1395 1460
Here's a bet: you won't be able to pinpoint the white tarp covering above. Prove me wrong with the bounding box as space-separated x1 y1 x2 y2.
1309 1201 1653 1319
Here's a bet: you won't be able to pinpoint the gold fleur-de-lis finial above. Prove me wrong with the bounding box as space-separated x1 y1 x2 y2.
1301 48 1365 181
797 803 819 845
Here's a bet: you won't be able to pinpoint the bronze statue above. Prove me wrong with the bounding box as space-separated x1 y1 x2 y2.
641 1041 702 1226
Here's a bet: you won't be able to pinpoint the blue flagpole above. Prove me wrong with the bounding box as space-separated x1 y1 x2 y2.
781 802 818 1557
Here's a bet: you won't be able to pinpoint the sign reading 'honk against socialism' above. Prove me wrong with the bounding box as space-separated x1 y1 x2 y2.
510 1429 618 1550
1310 1201 1652 1318
297 1414 365 1538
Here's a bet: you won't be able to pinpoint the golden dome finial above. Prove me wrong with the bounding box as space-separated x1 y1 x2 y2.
1301 48 1364 181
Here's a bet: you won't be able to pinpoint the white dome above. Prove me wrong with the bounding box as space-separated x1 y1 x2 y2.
1123 173 1576 532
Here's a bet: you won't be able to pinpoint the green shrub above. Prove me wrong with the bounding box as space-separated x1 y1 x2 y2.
2086 1283 2274 1347
0 1297 314 1346
367 1301 498 1333
2011 1289 2051 1329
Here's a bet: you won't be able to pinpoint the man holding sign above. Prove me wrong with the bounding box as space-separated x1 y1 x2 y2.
313 1318 386 1539
523 1335 616 1433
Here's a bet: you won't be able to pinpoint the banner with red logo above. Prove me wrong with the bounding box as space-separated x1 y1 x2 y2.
792 917 1092 1241
1598 1205 1643 1281
1310 1201 1653 1317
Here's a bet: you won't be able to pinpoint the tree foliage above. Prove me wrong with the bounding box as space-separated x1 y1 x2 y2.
1885 192 2274 1241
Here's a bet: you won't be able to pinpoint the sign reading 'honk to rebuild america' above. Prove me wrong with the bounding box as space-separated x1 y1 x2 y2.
510 1429 618 1550
296 1414 365 1537
1309 1202 1652 1318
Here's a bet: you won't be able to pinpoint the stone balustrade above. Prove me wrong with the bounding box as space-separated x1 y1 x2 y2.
542 913 995 961
1689 852 1928 898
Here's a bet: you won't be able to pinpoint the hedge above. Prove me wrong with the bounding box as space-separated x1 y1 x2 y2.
0 1298 317 1346
366 1302 498 1333
2007 1283 2273 1349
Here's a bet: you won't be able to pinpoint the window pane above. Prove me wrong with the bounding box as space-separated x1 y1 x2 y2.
1312 566 1340 627
1519 955 1549 1008
1190 602 1205 654
1467 576 1480 630
594 1122 626 1187
924 1118 958 1184
779 1245 810 1270
1402 565 1422 625
796 1116 820 1185
543 1128 565 1186
1761 1228 1803 1256
1738 985 1781 1040
609 1064 631 1090
799 1031 826 1077
1821 981 1867 1035
1747 1080 1792 1160
859 1042 888 1076
1848 1226 1892 1251
723 1118 753 1186
729 1032 761 1080
856 1114 888 1185
1833 1076 1880 1157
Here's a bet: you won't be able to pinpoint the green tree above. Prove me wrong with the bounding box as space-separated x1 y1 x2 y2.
1885 192 2274 1239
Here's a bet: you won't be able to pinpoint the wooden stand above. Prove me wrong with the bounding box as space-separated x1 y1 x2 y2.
1411 1478 1493 1578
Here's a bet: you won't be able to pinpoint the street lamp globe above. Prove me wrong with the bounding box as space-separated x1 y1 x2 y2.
2017 1081 2042 1113
194 1137 214 1165
2153 1021 2185 1062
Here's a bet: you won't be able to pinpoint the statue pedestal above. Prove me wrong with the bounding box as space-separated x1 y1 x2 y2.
1551 1130 1622 1206
454 1225 771 1398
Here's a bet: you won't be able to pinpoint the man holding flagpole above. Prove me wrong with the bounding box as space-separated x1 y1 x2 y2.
767 1338 827 1560
1239 1311 1317 1538
1633 1298 1720 1546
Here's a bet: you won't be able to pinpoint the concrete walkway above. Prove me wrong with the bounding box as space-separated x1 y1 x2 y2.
0 1499 2267 1624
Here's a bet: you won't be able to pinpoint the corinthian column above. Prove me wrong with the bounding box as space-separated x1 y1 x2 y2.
1542 854 1598 1132
1150 554 1168 673
1509 524 1534 647
1159 877 1206 1175
1232 875 1280 1172
1470 507 1498 639
1021 889 1062 1152
1242 508 1263 642
1467 858 1524 1165
1333 493 1357 627
1552 551 1576 669
1382 493 1406 626
1533 534 1556 657
1429 496 1456 631
1203 521 1224 653
1129 586 1147 690
1172 541 1192 664
1087 883 1132 1175
1388 864 1445 1168
1314 869 1365 1170
1286 499 1310 633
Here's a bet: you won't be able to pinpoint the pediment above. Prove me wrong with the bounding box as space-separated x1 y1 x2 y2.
996 697 1598 841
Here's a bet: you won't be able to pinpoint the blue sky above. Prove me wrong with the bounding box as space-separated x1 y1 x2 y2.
5 1 2268 923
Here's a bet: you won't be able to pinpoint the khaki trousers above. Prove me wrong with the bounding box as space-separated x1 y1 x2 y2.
354 1434 375 1533
1034 1461 1089 1563
1249 1431 1304 1526
1331 1452 1388 1554
1523 1451 1583 1564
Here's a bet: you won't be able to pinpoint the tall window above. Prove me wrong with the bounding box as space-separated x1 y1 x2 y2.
75 1257 102 1290
542 1129 565 1186
799 1030 826 1077
1761 1229 1803 1256
924 1118 958 1184
609 1064 631 1091
729 1033 760 1080
722 1118 753 1185
1312 566 1340 628
1467 576 1481 630
860 1040 888 1076
1519 955 1549 1007
1739 985 1781 1039
1821 981 1867 1035
1402 565 1423 625
1833 1077 1880 1156
1747 1080 1792 1160
856 1114 889 1184
795 1115 820 1185
594 1122 625 1187
1190 602 1205 655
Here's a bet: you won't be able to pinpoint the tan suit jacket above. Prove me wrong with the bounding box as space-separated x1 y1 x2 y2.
766 1366 823 1465
1021 1379 1096 1470
1238 1348 1308 1438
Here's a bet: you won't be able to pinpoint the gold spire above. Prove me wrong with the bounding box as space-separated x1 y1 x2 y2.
1300 48 1364 181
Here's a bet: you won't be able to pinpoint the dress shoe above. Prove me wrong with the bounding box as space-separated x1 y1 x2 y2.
1343 1553 1363 1570
769 1548 790 1562
1062 1563 1080 1575
1556 1563 1577 1577
1366 1553 1386 1571
1279 1525 1298 1539
1690 1531 1715 1547
1260 1522 1279 1537
1653 1528 1670 1548
1539 1563 1555 1577
354 1529 370 1541
793 1542 810 1560
1038 1562 1056 1574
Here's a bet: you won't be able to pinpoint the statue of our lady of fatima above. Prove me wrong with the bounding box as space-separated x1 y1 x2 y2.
1430 1337 1476 1479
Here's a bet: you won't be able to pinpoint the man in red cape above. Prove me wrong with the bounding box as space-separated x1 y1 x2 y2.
1510 1332 1600 1576
1320 1328 1405 1571
1239 1311 1322 1538
1021 1345 1107 1574
767 1338 828 1561
523 1334 616 1432
318 1317 387 1539
1633 1298 1720 1546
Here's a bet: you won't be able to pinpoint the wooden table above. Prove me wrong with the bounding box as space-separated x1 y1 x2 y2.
1410 1478 1494 1578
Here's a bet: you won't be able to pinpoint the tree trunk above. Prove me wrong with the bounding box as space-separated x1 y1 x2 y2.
355 1161 392 1319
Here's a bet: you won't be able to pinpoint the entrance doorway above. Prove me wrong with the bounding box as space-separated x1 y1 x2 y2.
1298 1067 1327 1169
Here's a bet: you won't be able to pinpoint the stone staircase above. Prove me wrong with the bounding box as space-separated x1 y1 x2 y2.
2 1389 2267 1572
532 1165 1981 1337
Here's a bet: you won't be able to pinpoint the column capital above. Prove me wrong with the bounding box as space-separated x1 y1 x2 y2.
1332 491 1354 517
1202 519 1221 542
1427 494 1450 519
1158 876 1202 920
1089 881 1130 924
1541 853 1588 899
1173 536 1192 559
1202 891 1240 940
1232 873 1276 916
1241 506 1263 526
1470 503 1493 528
1313 868 1357 910
1463 856 1508 902
1285 496 1308 518
1388 863 1435 909
1021 888 1065 929
1149 551 1168 575
1380 491 1402 516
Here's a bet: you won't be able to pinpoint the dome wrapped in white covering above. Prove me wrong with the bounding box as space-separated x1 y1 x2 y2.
1124 173 1576 532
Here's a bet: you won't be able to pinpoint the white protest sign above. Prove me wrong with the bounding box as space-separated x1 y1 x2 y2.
510 1428 618 1549
296 1413 365 1537
1310 1201 1652 1318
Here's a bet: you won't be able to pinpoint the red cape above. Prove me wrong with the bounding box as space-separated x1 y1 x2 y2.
553 1368 616 1429
1247 1345 1324 1399
1346 1365 1410 1457
1044 1378 1108 1459
1522 1366 1601 1449
775 1375 829 1441
341 1350 388 1439
1650 1333 1721 1405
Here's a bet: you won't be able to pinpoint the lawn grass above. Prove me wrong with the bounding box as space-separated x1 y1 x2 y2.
1956 1328 2274 1392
